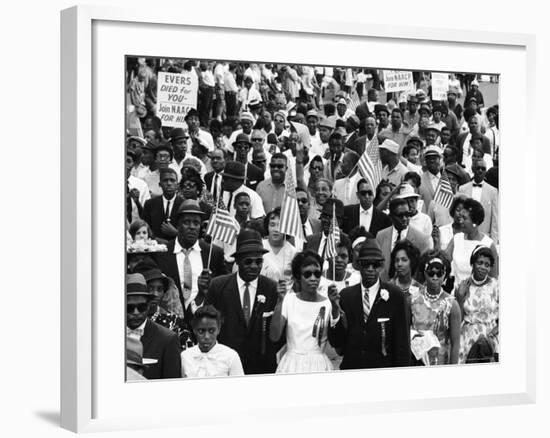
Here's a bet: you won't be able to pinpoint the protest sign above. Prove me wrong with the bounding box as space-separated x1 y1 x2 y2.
431 72 450 101
383 70 414 93
156 71 198 127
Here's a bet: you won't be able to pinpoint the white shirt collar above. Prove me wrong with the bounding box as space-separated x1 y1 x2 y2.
236 273 258 289
360 204 373 215
174 239 201 254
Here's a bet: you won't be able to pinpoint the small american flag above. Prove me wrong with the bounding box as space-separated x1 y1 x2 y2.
325 203 341 259
434 172 454 209
278 167 304 241
205 207 240 245
357 136 383 190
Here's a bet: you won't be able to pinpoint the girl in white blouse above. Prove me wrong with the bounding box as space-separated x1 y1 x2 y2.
181 305 244 378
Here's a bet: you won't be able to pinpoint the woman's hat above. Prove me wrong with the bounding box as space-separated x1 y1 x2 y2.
356 239 385 262
222 161 246 180
231 229 269 258
126 273 154 297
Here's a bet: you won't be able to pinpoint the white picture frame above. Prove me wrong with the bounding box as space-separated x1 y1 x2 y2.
60 5 536 433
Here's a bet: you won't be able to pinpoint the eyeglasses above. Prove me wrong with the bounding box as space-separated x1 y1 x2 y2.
242 257 264 266
253 159 267 164
127 303 148 313
425 269 444 278
251 138 264 142
234 144 250 150
310 166 323 171
156 154 172 161
358 260 383 269
270 164 285 169
302 270 322 279
358 190 374 197
394 212 412 219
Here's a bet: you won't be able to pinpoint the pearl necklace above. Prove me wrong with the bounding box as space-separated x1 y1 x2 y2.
424 289 442 302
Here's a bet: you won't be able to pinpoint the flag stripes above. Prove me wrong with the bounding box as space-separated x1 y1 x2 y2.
357 136 383 190
206 208 239 245
434 172 454 209
278 167 304 241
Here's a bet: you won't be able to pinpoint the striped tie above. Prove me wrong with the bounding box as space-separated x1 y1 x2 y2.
363 288 371 321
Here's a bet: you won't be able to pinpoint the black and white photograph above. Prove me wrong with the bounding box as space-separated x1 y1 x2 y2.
125 56 500 380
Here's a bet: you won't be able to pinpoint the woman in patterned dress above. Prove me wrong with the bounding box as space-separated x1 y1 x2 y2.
455 245 499 364
410 251 462 365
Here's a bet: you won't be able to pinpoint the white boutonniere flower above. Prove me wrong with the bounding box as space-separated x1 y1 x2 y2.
257 295 266 304
380 289 390 302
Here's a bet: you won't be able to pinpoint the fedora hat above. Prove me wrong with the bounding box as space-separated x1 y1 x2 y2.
126 273 154 297
175 200 206 222
232 133 252 148
222 161 246 180
231 229 268 258
395 183 420 200
356 238 384 262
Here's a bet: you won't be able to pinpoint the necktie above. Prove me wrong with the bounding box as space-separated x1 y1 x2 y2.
243 282 251 326
302 222 307 238
212 174 219 200
164 199 171 221
363 288 371 320
182 248 193 301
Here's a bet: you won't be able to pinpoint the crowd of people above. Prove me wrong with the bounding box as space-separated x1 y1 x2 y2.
125 57 500 380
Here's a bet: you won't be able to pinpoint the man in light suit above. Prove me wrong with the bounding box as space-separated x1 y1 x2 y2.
342 178 392 236
376 198 433 281
206 229 282 374
126 273 181 380
458 159 499 242
418 145 445 213
328 239 410 369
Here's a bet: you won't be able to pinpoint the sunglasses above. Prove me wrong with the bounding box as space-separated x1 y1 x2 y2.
270 164 285 169
243 257 264 266
395 212 413 219
358 260 383 269
358 190 374 197
302 270 322 279
127 303 148 313
425 269 444 278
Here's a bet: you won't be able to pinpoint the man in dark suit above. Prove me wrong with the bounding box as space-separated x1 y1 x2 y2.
328 239 410 369
343 178 392 236
142 168 183 243
305 199 349 260
206 229 282 374
351 115 378 156
204 148 225 201
232 133 264 190
126 273 181 380
155 200 227 323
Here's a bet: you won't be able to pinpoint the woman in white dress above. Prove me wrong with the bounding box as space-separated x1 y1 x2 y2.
446 198 499 285
260 208 297 287
269 251 334 373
